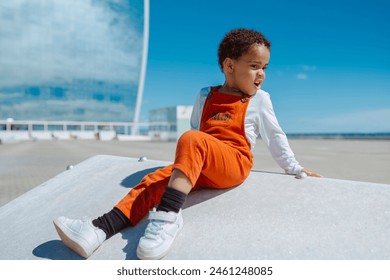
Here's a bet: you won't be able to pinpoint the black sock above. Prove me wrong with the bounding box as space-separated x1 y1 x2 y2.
92 207 132 239
156 187 187 213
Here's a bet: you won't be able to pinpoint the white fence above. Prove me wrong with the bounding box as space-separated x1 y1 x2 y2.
0 120 176 142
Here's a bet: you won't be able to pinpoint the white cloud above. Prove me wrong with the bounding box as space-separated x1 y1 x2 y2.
296 73 308 80
0 0 143 87
301 65 317 71
293 65 318 80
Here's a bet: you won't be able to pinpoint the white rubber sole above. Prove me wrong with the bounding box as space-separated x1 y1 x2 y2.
53 218 90 258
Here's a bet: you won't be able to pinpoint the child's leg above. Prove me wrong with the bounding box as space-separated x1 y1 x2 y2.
117 130 252 223
171 130 253 191
167 169 192 194
92 207 132 239
115 165 173 225
153 129 253 214
116 130 252 225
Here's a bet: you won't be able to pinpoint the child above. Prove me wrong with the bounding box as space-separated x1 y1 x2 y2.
53 28 322 260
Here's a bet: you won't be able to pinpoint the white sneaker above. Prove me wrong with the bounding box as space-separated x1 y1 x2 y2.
53 216 106 258
137 209 183 260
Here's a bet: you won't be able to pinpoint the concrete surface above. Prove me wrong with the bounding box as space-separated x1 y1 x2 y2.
0 155 389 260
1 139 390 208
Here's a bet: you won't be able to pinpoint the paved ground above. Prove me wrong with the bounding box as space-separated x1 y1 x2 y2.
1 138 390 207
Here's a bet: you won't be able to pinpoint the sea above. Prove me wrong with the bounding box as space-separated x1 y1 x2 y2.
286 132 390 140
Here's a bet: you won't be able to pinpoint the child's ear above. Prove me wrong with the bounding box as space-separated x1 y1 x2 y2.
222 58 234 73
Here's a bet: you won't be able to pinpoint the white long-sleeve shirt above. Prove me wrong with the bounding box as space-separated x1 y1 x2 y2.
190 87 303 175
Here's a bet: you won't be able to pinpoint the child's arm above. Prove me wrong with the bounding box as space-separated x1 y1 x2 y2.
258 91 322 178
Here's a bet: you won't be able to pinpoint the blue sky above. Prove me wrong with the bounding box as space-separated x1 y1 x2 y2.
141 0 390 133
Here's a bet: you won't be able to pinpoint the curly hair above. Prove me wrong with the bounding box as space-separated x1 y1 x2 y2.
218 28 271 70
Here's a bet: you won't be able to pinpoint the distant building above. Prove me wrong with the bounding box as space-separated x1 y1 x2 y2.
149 106 193 141
0 0 149 131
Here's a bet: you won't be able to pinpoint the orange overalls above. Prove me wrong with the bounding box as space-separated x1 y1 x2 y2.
115 87 253 225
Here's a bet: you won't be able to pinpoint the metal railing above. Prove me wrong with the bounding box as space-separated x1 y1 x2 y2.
1 119 176 134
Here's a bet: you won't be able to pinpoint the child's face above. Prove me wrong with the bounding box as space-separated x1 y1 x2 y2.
227 44 270 96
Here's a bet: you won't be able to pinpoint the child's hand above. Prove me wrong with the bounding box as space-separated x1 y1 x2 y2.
301 168 323 178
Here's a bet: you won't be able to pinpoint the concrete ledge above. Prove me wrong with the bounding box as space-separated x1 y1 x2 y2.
0 131 30 143
0 155 389 260
30 131 53 140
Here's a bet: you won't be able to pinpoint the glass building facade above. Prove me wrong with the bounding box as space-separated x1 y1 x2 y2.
0 0 148 123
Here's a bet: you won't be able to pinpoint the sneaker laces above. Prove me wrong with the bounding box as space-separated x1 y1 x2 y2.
144 219 168 240
144 210 179 240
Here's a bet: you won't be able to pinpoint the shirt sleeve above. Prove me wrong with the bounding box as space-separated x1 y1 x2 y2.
190 87 209 130
258 92 303 175
190 92 201 130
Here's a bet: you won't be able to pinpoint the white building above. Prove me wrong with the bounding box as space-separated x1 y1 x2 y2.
148 106 193 141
